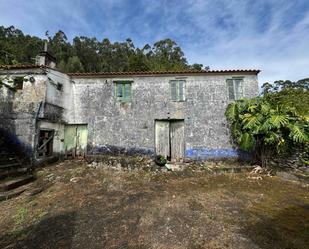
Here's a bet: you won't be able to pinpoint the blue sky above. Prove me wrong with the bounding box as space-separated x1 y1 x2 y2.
0 0 309 84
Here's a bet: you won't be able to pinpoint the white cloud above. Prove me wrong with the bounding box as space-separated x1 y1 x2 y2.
181 0 309 84
0 0 308 85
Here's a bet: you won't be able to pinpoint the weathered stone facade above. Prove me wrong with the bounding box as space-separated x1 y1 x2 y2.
70 73 258 160
0 66 72 161
0 63 259 162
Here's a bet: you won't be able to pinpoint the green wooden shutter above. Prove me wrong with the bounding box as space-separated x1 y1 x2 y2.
171 81 177 101
116 83 123 98
227 79 235 100
124 83 131 100
235 79 243 100
178 80 185 101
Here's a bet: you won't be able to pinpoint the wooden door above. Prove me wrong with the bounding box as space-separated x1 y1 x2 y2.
76 125 88 156
170 120 185 161
64 125 77 153
64 124 88 156
155 121 170 158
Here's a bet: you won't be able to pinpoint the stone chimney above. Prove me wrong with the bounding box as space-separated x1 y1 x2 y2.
35 41 57 68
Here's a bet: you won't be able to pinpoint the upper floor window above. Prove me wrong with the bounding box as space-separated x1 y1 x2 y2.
13 77 24 90
115 81 132 102
170 80 185 101
57 82 63 91
227 78 243 100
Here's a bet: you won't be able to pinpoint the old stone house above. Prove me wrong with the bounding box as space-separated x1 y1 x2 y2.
0 52 259 163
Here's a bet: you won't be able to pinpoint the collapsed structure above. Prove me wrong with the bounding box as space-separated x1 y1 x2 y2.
0 51 259 163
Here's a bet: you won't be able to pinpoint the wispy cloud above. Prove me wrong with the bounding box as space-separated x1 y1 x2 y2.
0 0 308 84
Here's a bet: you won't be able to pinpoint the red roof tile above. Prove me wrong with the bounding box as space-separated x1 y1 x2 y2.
68 69 260 77
0 64 260 76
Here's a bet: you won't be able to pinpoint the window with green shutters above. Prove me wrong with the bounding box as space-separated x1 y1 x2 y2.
115 81 132 102
226 78 243 100
170 80 186 101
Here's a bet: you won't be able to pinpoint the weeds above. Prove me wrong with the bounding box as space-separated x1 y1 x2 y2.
14 207 28 226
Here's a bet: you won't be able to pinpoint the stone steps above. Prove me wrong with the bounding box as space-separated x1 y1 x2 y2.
0 184 30 201
0 167 31 180
0 134 35 201
0 157 19 164
0 152 15 158
0 174 36 192
0 162 22 169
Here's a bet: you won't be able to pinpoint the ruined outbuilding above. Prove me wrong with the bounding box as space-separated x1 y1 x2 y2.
0 52 259 164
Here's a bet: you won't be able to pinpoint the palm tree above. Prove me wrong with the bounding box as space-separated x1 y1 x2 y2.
225 97 308 167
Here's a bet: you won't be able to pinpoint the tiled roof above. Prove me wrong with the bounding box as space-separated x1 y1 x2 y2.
68 69 260 77
0 64 260 75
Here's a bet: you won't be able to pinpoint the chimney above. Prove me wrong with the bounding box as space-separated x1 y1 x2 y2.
35 41 57 68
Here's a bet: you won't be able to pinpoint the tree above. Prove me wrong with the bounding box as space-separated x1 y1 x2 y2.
0 26 43 65
73 36 100 72
48 30 73 63
148 39 188 71
0 26 205 73
225 79 309 167
65 56 84 72
189 63 204 71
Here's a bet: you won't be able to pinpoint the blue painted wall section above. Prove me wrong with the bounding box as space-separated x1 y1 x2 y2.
90 144 251 161
185 148 251 160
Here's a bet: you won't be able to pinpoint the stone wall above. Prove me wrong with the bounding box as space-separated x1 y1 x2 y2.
70 73 259 159
269 147 308 169
0 68 259 161
0 70 47 154
0 68 72 158
44 69 74 123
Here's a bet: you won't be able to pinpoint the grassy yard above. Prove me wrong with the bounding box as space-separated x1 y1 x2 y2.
0 160 308 249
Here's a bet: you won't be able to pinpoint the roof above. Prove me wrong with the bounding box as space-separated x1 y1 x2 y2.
69 69 260 77
0 64 260 76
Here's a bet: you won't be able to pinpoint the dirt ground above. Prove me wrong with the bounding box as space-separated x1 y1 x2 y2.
0 159 308 249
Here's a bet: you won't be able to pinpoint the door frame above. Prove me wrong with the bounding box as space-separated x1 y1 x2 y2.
154 119 185 161
64 123 88 157
36 129 54 158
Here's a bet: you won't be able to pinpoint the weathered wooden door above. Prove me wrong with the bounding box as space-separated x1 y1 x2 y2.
155 120 184 161
75 125 88 156
64 124 88 156
64 125 76 152
170 120 185 161
155 121 170 158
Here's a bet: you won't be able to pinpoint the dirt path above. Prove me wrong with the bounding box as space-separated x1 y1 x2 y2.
0 160 308 249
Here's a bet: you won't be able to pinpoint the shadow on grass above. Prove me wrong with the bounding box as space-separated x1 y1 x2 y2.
0 211 76 249
243 204 309 249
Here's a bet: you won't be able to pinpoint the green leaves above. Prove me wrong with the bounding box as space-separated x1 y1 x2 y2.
288 124 308 143
226 78 309 166
242 113 263 129
225 92 309 155
0 26 203 73
239 133 256 151
225 102 238 122
269 114 289 128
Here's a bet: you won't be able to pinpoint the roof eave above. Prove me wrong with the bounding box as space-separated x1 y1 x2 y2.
68 70 261 78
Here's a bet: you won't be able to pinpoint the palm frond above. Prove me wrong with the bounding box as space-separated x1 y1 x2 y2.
269 114 289 128
225 102 238 122
239 132 256 151
302 115 309 122
259 119 273 132
248 104 258 113
242 114 262 129
260 103 271 114
288 124 308 143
